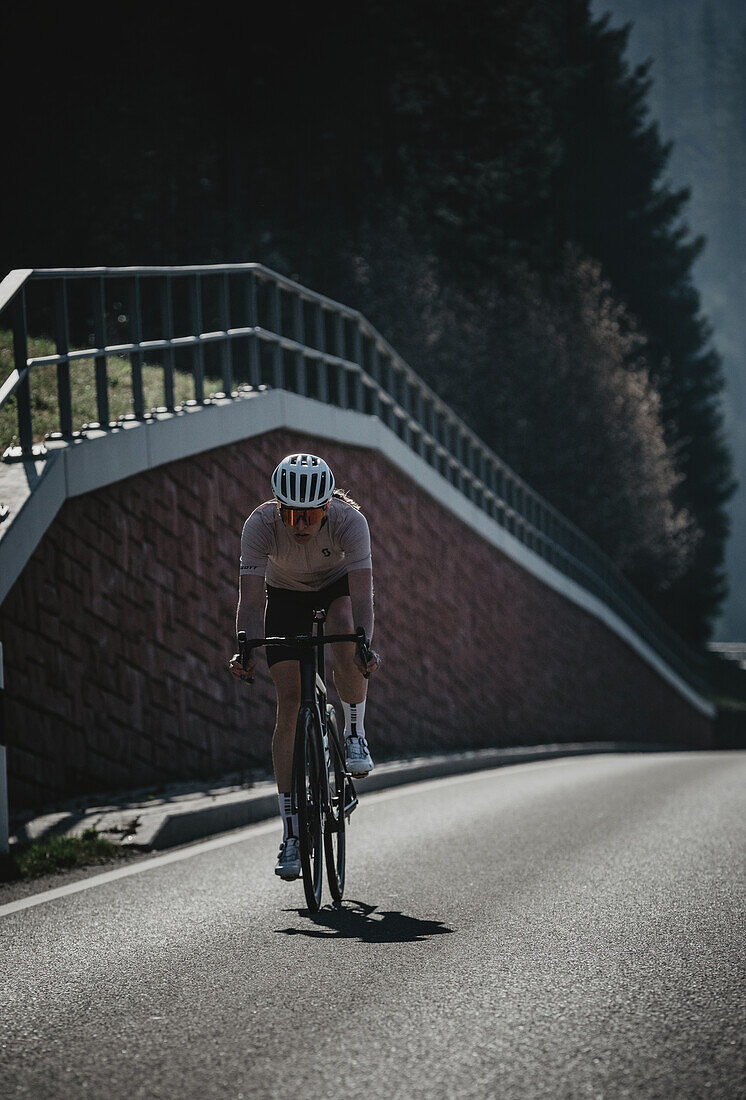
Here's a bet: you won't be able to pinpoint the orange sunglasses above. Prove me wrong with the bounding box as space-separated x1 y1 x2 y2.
278 502 329 526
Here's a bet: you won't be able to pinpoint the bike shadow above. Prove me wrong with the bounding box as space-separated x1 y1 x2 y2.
276 899 454 943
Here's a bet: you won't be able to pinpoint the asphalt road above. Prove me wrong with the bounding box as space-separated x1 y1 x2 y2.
1 752 745 1099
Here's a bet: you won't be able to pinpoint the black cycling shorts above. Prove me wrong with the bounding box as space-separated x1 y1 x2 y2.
264 574 351 667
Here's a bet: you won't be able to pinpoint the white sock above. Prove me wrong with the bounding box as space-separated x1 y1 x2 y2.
278 793 299 841
342 699 366 740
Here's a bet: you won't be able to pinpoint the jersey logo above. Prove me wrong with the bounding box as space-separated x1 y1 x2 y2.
321 547 331 557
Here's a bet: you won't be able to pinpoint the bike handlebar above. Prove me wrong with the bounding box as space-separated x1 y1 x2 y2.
237 627 373 679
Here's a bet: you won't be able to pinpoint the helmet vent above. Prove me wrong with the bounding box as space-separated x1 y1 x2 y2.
289 470 297 501
308 472 318 502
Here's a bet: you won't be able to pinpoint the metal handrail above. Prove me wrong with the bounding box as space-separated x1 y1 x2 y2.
0 264 709 693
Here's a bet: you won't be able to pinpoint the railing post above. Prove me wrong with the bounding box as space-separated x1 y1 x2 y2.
269 281 284 389
0 642 8 856
246 272 261 388
385 356 397 431
314 305 328 402
458 434 467 494
400 370 412 447
534 500 545 559
518 485 527 543
449 420 460 489
54 281 73 439
189 275 205 403
421 394 434 465
546 513 556 566
485 462 497 520
440 416 451 481
160 276 176 411
413 386 426 457
369 341 382 420
536 498 544 554
334 313 348 408
446 418 459 488
129 276 145 418
352 324 365 412
477 448 487 507
293 294 306 396
493 463 503 525
93 277 110 428
505 476 514 535
219 273 233 395
429 403 442 476
12 289 33 456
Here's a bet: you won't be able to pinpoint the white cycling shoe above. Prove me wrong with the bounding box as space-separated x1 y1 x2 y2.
275 837 301 880
345 735 374 778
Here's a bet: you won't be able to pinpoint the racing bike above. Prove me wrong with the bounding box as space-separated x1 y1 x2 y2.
237 614 371 912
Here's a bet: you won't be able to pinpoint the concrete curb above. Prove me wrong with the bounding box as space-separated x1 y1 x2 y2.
9 741 692 853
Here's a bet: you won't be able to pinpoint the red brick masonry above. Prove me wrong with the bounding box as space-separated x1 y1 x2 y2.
0 429 712 814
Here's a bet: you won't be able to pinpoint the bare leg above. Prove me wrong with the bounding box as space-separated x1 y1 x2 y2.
327 595 368 705
269 660 301 792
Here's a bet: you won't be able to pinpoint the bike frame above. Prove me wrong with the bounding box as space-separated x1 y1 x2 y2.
238 616 368 817
238 616 368 909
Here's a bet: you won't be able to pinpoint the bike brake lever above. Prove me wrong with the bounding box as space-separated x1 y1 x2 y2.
237 630 255 684
354 627 371 679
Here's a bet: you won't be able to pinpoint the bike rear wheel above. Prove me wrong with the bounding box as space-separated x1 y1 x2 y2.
323 704 347 903
293 706 324 913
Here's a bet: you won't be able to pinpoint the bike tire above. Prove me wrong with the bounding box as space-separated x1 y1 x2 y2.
323 704 347 904
293 705 324 913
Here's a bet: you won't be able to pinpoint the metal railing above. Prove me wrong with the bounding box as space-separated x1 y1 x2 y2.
0 264 709 694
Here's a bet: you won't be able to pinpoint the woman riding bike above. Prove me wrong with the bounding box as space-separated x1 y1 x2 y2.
228 453 382 879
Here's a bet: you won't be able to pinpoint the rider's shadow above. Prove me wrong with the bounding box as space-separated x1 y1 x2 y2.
276 900 454 943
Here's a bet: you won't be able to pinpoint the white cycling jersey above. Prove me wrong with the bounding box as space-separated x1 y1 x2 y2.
240 498 372 592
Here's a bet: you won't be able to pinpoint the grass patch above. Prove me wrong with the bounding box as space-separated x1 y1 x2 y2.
0 827 119 882
1 330 218 452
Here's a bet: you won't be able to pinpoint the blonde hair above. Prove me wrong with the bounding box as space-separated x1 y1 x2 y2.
332 487 361 510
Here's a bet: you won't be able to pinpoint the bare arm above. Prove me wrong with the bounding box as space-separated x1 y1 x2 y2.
236 573 267 639
229 574 266 681
347 567 382 674
347 568 374 643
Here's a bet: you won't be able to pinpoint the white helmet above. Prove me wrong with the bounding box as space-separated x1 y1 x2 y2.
271 453 335 507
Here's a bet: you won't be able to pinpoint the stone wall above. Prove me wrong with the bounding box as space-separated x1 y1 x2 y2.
0 428 712 815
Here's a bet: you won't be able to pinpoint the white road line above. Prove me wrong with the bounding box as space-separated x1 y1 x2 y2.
0 820 279 918
0 758 579 919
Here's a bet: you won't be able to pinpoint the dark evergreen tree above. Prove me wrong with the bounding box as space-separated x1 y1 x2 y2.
546 1 734 641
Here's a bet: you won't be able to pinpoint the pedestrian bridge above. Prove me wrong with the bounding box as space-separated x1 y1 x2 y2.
0 265 715 819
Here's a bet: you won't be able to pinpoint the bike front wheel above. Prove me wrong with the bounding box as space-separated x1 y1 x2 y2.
323 704 346 904
293 706 324 913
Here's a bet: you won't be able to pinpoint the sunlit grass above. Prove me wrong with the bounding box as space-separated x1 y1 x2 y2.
0 330 218 452
0 827 120 881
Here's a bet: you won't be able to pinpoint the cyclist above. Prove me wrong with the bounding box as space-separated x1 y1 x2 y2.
228 453 382 880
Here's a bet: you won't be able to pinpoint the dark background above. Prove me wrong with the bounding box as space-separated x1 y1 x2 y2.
1 0 738 649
